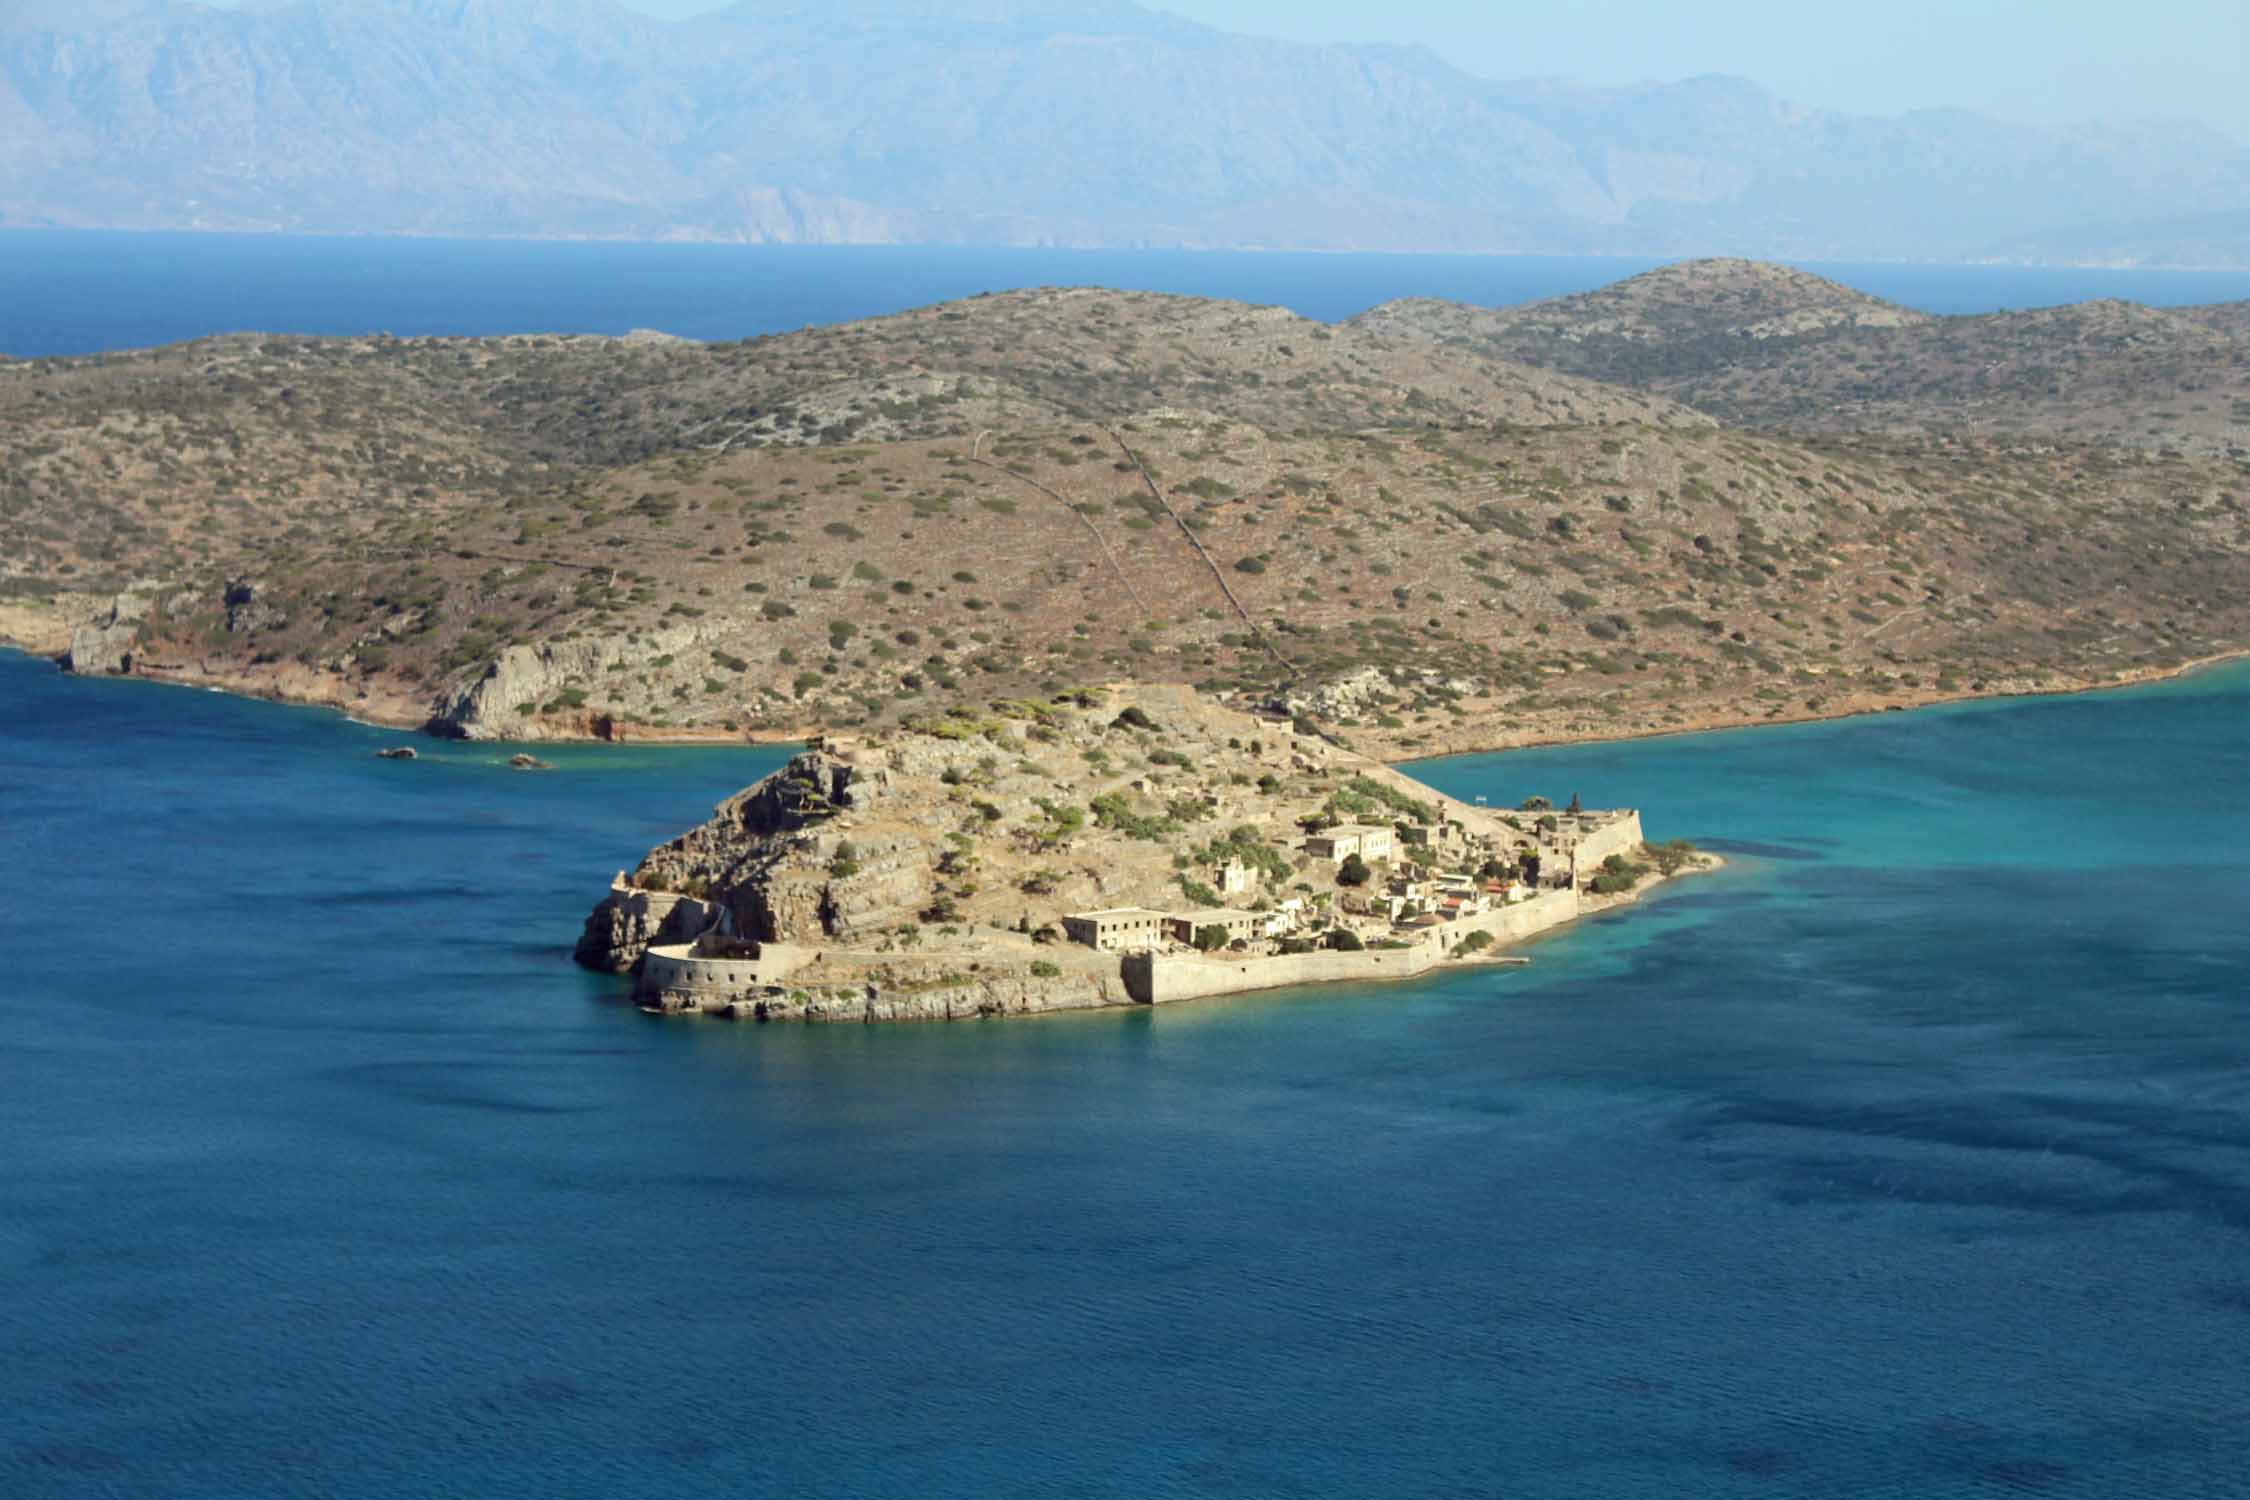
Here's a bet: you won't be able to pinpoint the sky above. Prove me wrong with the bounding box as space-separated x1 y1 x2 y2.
565 0 2250 140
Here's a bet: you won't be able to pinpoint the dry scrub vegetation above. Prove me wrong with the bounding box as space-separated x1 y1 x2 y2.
1355 259 2250 458
4 271 2248 756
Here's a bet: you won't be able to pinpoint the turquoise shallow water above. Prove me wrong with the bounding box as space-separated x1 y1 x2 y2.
4 651 2249 1497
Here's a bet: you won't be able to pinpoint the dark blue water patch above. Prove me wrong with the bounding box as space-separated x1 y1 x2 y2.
8 650 2250 1497
294 882 490 907
7 233 2250 357
320 1061 603 1116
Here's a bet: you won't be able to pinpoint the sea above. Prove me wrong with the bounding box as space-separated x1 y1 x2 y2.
5 238 2250 1497
5 231 2250 358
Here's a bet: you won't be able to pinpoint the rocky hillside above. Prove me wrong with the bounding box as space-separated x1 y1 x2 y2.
1665 299 2250 453
8 276 2250 761
2177 301 2250 340
1353 260 1935 386
575 683 1484 967
1358 261 2250 456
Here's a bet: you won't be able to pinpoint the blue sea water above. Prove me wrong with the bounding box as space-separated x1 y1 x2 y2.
5 648 2250 1497
4 231 2250 358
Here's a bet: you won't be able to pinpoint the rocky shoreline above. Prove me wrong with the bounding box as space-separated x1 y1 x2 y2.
13 615 2244 769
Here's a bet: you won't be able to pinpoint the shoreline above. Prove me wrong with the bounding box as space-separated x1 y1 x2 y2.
9 637 2243 766
1390 648 2250 768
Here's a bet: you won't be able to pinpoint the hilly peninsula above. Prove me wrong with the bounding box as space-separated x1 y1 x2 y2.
4 263 2249 765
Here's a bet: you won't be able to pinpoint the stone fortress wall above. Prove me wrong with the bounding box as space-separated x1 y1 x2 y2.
638 940 814 1008
1123 887 1582 1005
1567 810 1646 879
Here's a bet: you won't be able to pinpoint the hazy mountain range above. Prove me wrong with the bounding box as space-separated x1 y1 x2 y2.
5 0 2247 265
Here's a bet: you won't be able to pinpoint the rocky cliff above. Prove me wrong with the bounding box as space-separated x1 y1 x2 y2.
62 589 153 676
433 624 707 740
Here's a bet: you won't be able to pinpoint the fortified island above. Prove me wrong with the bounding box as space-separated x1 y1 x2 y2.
575 683 1709 1021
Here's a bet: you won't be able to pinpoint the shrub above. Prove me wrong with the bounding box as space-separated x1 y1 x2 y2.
1337 853 1372 887
1028 960 1063 979
1233 556 1267 574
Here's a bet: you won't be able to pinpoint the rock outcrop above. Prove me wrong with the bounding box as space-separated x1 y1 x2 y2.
431 625 705 740
573 883 720 974
62 589 152 676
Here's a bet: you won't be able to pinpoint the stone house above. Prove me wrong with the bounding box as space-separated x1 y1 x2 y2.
1062 907 1172 952
1305 823 1397 863
1164 909 1266 947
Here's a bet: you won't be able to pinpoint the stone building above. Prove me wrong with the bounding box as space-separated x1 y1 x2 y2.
1062 907 1172 952
1305 823 1397 863
1164 909 1267 947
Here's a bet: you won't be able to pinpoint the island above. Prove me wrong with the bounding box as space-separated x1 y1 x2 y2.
575 683 1711 1021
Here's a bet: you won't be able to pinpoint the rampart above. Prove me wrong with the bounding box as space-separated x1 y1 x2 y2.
1123 887 1581 1004
636 941 813 1012
1568 811 1646 879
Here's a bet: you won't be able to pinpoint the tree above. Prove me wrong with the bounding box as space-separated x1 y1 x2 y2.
1337 852 1372 887
1193 924 1230 953
1328 928 1366 952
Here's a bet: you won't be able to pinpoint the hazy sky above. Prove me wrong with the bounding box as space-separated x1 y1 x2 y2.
573 0 2250 140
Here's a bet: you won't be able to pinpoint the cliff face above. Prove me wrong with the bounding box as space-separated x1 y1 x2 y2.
572 884 718 973
433 625 706 740
577 742 942 975
62 590 151 676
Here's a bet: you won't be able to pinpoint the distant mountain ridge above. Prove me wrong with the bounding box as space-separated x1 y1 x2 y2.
3 0 2248 264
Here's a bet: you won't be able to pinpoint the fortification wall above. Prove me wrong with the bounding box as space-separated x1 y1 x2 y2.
636 941 812 1012
1123 887 1582 1004
1570 812 1645 877
1443 887 1581 947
